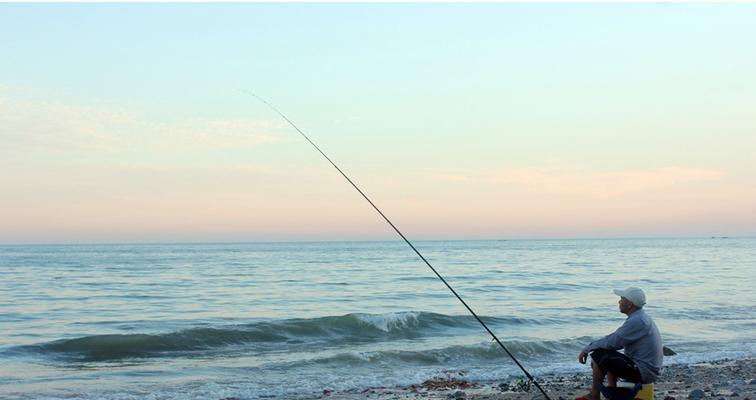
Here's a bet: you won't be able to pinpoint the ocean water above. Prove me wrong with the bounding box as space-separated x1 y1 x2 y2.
1 238 754 399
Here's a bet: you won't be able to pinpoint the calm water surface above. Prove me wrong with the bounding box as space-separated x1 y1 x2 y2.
1 238 754 399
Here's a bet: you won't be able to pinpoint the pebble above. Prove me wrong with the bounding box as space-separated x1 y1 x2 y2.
333 359 756 400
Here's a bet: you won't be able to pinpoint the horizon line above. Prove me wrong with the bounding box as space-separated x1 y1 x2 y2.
0 234 750 247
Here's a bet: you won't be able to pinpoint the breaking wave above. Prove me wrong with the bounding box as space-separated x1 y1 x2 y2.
19 312 544 361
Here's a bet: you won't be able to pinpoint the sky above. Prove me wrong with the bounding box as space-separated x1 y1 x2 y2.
1 3 755 244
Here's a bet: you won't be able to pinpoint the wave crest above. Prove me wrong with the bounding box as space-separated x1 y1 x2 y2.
23 311 532 361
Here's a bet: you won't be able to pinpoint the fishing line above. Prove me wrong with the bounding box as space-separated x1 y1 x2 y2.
244 90 552 400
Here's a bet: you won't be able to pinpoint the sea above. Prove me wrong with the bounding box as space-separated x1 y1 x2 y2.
1 238 754 400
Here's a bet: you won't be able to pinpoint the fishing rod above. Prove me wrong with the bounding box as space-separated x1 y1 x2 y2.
244 91 552 400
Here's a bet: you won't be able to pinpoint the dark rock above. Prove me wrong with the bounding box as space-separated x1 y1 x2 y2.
731 394 739 397
690 389 706 400
664 396 676 400
453 390 466 399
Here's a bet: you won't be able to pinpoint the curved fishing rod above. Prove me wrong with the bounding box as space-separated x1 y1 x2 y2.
244 90 552 400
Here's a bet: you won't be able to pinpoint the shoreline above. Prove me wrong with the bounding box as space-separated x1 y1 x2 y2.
322 358 755 400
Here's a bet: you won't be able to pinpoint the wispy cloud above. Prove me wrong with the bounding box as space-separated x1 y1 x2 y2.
0 94 284 155
429 165 726 198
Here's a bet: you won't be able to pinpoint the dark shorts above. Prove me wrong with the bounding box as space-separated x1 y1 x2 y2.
590 349 643 383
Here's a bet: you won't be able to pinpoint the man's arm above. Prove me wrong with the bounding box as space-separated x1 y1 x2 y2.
582 314 649 354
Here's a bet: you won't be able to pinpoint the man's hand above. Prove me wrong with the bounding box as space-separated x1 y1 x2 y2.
579 350 588 364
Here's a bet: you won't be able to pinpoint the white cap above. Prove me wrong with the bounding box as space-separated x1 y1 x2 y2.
613 287 646 307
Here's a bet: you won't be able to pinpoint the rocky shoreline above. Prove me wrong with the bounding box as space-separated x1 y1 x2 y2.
321 358 755 400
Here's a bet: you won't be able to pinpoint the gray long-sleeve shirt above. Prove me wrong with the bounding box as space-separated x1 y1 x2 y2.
583 308 663 383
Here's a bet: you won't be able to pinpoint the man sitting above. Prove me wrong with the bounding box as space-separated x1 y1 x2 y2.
576 287 663 400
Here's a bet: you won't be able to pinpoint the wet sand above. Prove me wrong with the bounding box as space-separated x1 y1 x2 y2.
321 358 755 400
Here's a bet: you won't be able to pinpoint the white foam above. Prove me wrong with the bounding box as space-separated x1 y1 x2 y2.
355 311 422 332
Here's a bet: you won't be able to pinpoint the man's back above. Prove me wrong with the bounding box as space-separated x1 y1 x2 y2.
623 308 663 383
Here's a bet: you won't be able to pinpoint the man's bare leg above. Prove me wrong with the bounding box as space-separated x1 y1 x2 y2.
607 372 617 387
578 360 605 400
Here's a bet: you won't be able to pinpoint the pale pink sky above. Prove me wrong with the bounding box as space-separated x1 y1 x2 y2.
2 4 755 243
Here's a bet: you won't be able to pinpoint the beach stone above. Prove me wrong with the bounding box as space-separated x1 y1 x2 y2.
664 396 676 400
749 379 756 385
731 393 739 397
690 389 706 399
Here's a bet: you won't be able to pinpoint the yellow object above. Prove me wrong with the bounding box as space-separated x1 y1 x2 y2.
616 382 654 400
634 383 654 400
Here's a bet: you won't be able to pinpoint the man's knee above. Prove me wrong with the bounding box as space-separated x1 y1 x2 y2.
589 349 611 375
590 348 609 364
590 359 606 377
